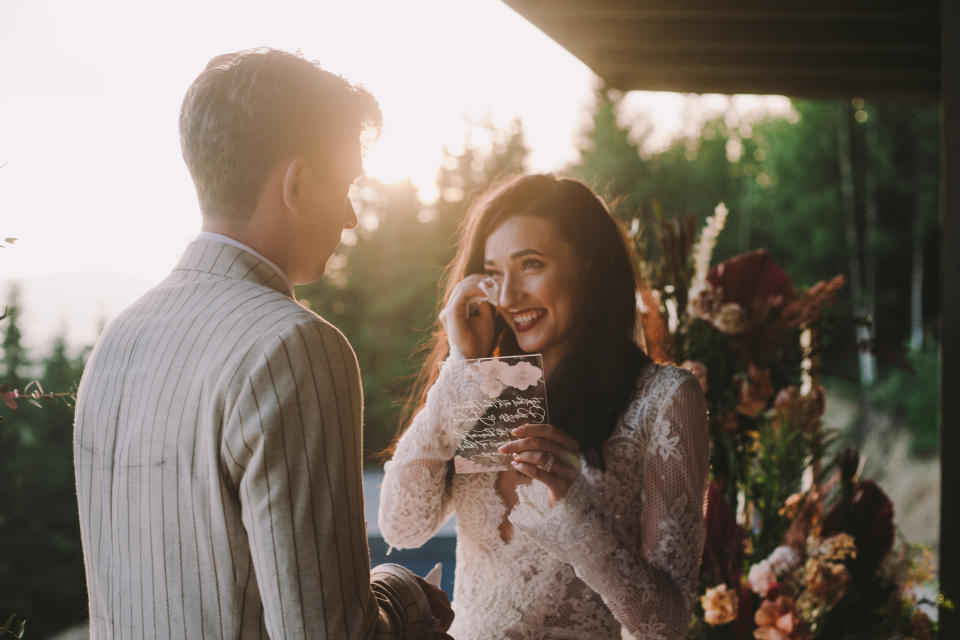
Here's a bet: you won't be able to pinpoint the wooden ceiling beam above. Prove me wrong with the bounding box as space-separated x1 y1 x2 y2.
535 18 939 49
506 0 940 21
584 48 939 72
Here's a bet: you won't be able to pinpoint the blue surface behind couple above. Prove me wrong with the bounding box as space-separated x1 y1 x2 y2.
364 471 457 596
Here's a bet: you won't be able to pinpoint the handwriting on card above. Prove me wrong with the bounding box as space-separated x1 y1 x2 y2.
446 354 548 474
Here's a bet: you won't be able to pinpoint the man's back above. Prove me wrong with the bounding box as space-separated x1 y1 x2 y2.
74 240 375 638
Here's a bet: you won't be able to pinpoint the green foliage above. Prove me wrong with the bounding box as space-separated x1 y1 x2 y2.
869 337 941 455
0 291 88 638
571 87 650 219
569 94 941 390
743 419 810 559
2 288 27 386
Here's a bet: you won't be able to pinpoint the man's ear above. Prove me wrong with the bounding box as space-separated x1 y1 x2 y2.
281 156 312 213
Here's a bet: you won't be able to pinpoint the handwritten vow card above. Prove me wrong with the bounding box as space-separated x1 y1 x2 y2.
443 354 549 474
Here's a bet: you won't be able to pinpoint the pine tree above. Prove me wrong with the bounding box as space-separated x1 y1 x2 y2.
2 285 27 386
570 86 649 222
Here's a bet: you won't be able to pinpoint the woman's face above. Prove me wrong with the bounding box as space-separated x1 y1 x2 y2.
483 215 579 369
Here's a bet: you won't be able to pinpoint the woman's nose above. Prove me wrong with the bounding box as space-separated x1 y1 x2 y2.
498 273 522 308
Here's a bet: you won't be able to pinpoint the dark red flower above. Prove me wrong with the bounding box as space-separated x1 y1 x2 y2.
707 250 795 311
822 480 895 579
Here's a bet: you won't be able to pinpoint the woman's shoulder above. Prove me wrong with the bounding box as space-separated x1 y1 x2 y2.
635 361 697 398
619 362 698 431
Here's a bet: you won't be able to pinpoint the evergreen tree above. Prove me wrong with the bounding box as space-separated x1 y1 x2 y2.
2 285 27 386
0 320 88 637
570 86 649 222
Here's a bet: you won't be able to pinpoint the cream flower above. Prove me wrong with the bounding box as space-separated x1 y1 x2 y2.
700 584 738 625
713 302 747 334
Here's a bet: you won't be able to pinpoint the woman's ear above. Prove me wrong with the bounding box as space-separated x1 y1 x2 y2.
281 156 311 213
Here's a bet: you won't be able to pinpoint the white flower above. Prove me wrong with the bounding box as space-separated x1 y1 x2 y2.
476 358 510 379
479 376 505 399
748 559 777 597
767 545 801 576
712 302 747 335
686 282 723 320
498 360 542 391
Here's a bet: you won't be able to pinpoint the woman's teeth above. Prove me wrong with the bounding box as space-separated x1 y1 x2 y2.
513 309 545 330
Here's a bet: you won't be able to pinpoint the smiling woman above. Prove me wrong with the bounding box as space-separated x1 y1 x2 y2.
482 216 579 373
379 173 711 640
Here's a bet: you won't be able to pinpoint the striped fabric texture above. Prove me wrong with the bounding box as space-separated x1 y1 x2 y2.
74 239 431 639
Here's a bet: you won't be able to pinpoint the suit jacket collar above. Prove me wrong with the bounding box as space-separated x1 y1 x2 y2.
174 239 295 298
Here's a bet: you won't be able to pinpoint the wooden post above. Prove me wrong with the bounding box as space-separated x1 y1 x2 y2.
940 0 958 633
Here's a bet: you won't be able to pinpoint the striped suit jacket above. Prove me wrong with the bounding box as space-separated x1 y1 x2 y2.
74 239 433 639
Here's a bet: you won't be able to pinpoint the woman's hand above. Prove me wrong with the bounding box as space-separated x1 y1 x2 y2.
439 274 498 360
499 423 581 504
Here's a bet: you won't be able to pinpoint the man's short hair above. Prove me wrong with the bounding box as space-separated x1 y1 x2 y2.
179 48 382 221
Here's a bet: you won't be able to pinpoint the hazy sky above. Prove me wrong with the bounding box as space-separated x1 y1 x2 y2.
1 0 790 351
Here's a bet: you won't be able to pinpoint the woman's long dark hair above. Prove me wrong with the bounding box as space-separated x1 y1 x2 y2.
400 174 651 470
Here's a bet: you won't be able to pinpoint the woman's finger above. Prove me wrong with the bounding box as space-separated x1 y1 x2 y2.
498 438 580 468
509 424 580 451
512 451 579 479
449 275 497 317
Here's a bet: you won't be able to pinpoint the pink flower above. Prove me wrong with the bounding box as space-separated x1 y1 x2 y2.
2 389 18 410
753 596 806 640
748 560 777 597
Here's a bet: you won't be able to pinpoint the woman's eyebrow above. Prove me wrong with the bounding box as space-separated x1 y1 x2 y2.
484 248 547 266
510 249 546 260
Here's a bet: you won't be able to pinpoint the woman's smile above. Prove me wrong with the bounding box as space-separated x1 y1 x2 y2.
510 308 547 332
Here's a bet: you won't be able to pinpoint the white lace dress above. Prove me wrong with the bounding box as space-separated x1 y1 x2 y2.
378 359 710 640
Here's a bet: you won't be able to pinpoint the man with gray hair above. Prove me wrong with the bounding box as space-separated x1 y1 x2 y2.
74 48 453 639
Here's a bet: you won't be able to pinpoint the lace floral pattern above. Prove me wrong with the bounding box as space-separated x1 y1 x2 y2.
379 361 710 640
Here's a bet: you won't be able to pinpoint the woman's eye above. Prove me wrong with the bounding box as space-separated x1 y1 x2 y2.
484 270 503 280
521 259 544 270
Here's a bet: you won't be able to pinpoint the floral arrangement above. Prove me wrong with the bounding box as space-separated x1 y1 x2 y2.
632 204 946 639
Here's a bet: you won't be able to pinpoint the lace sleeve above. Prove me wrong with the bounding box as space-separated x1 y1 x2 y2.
378 356 482 549
509 370 710 640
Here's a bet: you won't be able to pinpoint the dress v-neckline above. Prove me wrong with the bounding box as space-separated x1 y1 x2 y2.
492 468 533 546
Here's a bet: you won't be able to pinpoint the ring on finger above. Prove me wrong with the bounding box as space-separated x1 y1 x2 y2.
543 452 556 473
